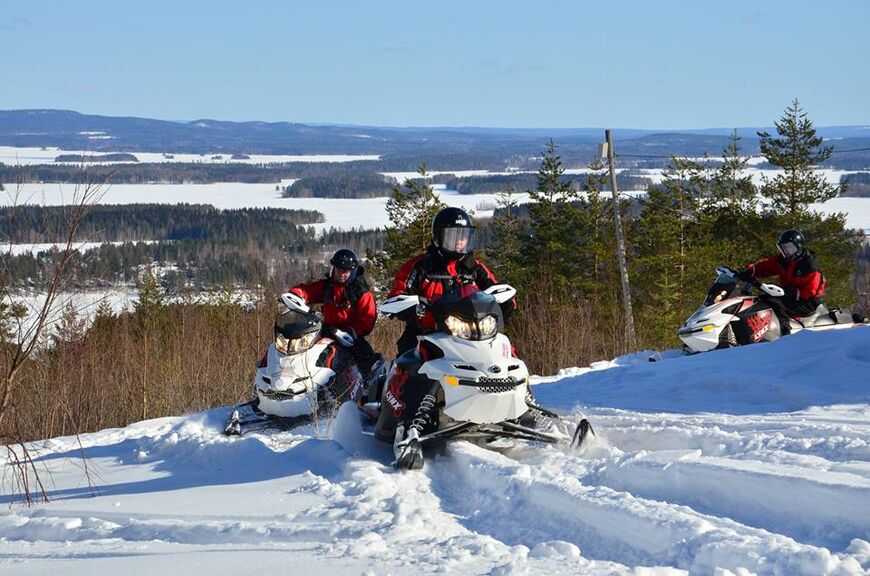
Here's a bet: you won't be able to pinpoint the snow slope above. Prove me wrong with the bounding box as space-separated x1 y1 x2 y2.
1 328 868 575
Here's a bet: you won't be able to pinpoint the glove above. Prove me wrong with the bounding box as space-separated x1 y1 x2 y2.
735 268 752 282
333 328 355 348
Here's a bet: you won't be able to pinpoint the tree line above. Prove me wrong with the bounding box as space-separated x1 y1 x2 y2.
2 204 323 244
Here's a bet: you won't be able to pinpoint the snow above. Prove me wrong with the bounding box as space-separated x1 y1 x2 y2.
4 288 262 343
3 289 135 340
1 240 157 257
0 146 379 165
1 326 868 575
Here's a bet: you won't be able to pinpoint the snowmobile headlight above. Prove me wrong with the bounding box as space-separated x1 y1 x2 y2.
276 331 319 355
445 315 474 340
478 315 498 339
275 333 290 354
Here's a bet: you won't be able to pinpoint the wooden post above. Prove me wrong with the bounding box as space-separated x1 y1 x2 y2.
605 130 637 351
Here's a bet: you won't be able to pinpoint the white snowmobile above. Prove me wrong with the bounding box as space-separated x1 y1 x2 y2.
678 266 864 354
336 283 594 470
224 292 365 435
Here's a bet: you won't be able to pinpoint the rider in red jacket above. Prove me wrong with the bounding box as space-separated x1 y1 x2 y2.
290 249 379 377
737 229 826 334
388 207 511 355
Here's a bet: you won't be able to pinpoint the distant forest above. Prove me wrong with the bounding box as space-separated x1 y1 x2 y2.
841 172 870 197
285 172 396 198
54 153 139 163
1 204 323 243
0 205 387 289
432 171 654 195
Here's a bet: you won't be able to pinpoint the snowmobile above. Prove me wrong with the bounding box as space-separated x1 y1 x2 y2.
224 292 366 436
335 283 595 470
678 266 864 354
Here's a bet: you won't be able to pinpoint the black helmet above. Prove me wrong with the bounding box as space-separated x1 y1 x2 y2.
777 229 805 261
330 248 359 271
432 207 475 260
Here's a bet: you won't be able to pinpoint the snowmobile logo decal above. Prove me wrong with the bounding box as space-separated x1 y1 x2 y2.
747 310 772 342
385 368 408 417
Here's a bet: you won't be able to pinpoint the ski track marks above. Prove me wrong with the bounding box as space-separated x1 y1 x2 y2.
578 407 870 551
425 440 866 575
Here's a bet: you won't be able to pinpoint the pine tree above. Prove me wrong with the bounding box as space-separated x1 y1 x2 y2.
758 99 839 225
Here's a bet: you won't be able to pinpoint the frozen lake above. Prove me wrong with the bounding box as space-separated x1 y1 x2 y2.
3 181 869 235
0 145 379 165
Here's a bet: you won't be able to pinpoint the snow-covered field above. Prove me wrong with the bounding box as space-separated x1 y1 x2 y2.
1 327 868 575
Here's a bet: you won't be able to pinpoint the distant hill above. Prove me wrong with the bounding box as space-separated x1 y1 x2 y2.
1 109 868 169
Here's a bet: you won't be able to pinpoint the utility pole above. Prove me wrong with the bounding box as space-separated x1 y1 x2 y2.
604 129 637 351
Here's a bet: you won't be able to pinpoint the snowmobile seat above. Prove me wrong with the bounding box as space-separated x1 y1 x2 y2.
792 303 855 329
827 307 857 325
797 302 835 328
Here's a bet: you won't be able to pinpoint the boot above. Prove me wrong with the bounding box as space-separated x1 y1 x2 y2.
393 424 424 470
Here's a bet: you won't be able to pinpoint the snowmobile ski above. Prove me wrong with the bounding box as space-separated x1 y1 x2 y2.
223 400 308 436
570 418 595 452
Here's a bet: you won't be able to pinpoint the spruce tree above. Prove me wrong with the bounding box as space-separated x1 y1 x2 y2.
702 131 766 266
52 299 87 346
758 99 839 225
631 157 711 347
579 162 626 354
519 140 589 295
486 188 524 282
134 266 167 331
371 163 445 289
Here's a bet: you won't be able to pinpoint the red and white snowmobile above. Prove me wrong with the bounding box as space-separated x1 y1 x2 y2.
335 283 594 470
678 266 865 354
224 292 366 435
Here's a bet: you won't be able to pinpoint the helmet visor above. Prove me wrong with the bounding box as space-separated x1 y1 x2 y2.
440 227 475 254
777 241 799 258
332 259 356 271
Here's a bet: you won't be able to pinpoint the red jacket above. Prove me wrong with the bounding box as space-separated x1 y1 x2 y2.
747 252 825 301
389 248 503 330
290 277 376 337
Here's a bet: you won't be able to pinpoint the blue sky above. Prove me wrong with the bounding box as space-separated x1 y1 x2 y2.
3 0 868 129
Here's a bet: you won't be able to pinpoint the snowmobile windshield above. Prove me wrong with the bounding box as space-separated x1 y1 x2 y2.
439 227 475 255
274 309 321 341
704 277 738 306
